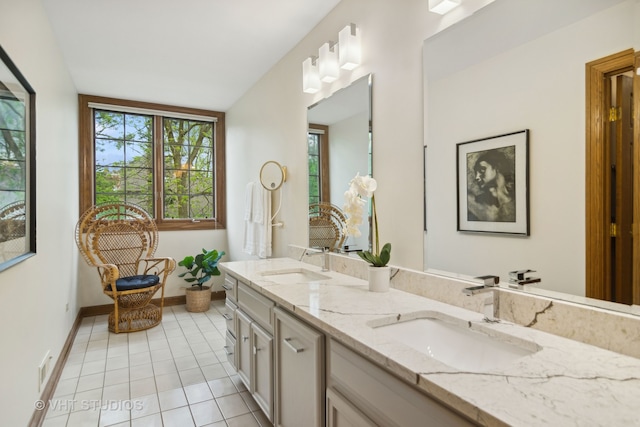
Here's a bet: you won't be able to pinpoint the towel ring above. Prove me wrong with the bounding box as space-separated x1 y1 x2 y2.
260 160 287 191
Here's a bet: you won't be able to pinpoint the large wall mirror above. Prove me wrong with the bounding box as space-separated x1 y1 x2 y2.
307 74 372 252
0 46 36 272
423 0 639 313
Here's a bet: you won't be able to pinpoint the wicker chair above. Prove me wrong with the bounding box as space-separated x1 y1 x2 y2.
309 202 347 252
0 200 26 262
75 203 176 333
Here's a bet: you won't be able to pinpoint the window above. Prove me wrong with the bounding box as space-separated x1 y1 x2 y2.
79 95 225 230
308 124 329 205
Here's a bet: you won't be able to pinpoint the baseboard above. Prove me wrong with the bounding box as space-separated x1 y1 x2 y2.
79 290 226 317
29 290 226 426
28 310 83 427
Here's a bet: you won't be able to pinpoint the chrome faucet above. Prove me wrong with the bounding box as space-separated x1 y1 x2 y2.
305 247 330 272
463 275 500 323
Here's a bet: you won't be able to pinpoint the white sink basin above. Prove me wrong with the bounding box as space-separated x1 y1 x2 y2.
259 268 331 284
371 313 538 372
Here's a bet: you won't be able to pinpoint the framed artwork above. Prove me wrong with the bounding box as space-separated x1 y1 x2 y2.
456 130 529 235
0 45 36 272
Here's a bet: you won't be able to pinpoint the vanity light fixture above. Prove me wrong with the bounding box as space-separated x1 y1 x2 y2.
302 56 321 94
428 0 461 15
338 23 361 70
318 41 339 83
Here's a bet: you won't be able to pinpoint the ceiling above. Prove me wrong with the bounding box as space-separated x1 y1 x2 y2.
41 0 342 111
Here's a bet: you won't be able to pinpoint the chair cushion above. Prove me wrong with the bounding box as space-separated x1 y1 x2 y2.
107 274 160 292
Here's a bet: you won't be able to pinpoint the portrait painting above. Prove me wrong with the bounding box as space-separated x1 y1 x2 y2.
456 130 529 235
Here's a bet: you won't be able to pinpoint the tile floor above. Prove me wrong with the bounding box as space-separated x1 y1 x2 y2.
42 301 272 427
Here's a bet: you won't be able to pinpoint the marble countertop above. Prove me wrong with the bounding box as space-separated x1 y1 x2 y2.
220 258 640 426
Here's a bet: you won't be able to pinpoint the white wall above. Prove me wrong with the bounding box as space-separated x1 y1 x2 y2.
424 1 636 296
329 112 369 249
225 0 489 268
0 0 79 424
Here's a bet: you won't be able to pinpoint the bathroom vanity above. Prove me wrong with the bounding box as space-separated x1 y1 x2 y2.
220 251 640 426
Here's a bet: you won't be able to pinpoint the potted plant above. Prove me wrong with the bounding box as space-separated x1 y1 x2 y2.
178 248 225 312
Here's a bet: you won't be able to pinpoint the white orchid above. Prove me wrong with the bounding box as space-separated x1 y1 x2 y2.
342 173 391 267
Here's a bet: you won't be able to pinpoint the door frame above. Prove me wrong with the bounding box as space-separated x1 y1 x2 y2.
585 48 638 302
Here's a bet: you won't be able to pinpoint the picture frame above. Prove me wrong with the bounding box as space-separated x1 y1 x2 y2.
0 45 37 272
456 130 529 235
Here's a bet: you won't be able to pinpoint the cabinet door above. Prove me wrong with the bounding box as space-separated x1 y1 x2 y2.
236 310 252 389
274 307 324 427
327 388 376 427
252 322 273 421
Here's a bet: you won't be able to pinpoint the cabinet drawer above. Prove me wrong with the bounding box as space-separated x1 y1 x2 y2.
237 281 274 332
328 340 474 427
224 330 237 370
224 299 237 338
223 274 238 302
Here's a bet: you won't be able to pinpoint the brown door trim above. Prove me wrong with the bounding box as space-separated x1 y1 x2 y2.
585 48 634 300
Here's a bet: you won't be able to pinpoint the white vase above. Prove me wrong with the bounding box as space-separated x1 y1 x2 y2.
368 266 390 292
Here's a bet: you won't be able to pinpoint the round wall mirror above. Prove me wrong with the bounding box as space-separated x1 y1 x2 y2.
260 160 286 190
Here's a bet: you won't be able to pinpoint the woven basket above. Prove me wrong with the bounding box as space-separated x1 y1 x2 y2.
185 286 211 312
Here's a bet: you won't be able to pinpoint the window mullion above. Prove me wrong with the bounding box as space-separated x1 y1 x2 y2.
153 115 164 221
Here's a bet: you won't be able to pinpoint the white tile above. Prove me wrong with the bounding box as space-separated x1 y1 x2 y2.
155 372 182 392
150 348 173 363
99 405 130 427
130 393 160 419
158 388 188 411
129 351 152 367
230 374 247 392
130 377 157 399
106 356 129 371
76 372 104 393
41 414 68 427
175 354 199 371
195 352 219 367
67 409 100 427
84 349 108 363
226 413 260 427
161 405 195 427
72 387 103 412
65 352 86 366
104 367 129 387
184 382 213 404
207 377 237 398
106 345 128 359
129 363 154 381
189 399 224 426
102 382 130 401
131 412 163 427
81 359 107 376
45 394 74 418
87 338 109 351
179 367 205 386
215 393 250 419
53 378 78 398
60 363 82 380
201 363 227 381
152 359 177 376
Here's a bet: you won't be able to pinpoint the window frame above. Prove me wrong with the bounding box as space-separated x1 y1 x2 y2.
79 94 226 231
308 124 330 204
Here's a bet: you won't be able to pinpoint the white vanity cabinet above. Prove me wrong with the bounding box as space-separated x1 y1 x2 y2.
327 339 474 427
274 307 324 427
231 277 276 422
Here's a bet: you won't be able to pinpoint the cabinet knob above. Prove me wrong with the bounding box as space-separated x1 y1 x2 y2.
242 336 249 342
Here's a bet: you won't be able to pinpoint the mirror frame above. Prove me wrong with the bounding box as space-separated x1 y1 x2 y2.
0 45 36 272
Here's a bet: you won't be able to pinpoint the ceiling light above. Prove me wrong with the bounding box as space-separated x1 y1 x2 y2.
318 42 339 83
338 23 361 71
302 56 321 94
428 0 461 15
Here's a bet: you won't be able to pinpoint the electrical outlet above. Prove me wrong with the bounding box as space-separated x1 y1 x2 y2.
38 351 52 392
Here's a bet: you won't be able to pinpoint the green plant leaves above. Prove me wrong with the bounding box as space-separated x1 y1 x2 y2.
357 242 392 267
178 249 225 289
